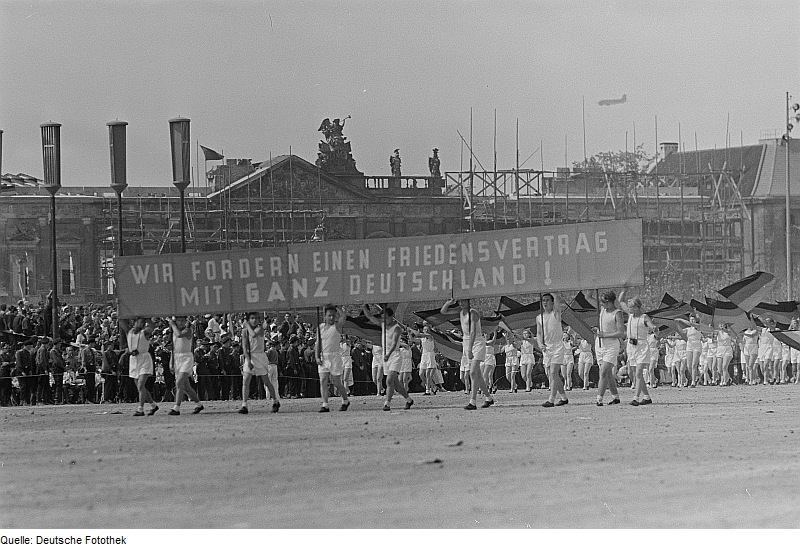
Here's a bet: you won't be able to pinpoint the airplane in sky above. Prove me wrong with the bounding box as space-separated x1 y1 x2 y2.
598 94 627 106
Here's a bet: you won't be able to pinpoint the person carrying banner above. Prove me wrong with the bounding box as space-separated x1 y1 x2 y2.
593 291 625 406
362 305 414 411
167 316 203 415
440 298 494 410
536 293 568 407
315 304 351 413
239 312 281 414
121 317 159 416
618 293 656 406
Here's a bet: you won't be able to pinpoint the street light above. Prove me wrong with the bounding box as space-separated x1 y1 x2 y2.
168 117 190 253
107 121 128 258
41 122 62 341
784 94 800 299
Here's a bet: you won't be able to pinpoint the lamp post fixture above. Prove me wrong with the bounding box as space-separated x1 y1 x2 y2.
784 94 800 299
107 121 128 259
169 117 190 253
41 122 62 341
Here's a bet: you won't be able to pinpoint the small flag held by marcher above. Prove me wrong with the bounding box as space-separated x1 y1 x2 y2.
749 301 798 330
717 271 775 313
771 330 800 352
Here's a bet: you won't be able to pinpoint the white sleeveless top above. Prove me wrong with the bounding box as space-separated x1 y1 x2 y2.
686 326 702 351
422 336 435 353
627 314 648 342
460 309 485 348
537 310 563 351
319 323 340 358
599 308 620 347
127 329 153 369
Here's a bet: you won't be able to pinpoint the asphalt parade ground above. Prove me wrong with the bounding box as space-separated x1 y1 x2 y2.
1 384 798 529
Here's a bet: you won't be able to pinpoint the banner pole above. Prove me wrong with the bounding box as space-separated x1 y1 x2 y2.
316 306 321 362
596 288 602 348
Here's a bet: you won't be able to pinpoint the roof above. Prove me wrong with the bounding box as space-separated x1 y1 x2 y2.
206 154 373 200
749 138 800 199
1 173 41 188
650 144 765 197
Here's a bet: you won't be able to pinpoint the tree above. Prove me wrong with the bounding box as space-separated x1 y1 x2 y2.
572 144 655 173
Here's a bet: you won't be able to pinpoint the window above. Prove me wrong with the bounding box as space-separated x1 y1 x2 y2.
62 269 73 295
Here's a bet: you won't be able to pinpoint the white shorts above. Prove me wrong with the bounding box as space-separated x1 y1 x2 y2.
319 354 344 376
245 353 269 377
420 352 435 370
174 352 194 375
579 352 593 365
743 344 758 359
782 348 791 362
520 353 536 367
627 343 650 365
401 357 412 374
716 351 733 361
483 355 496 367
791 348 800 363
385 352 402 374
129 354 154 379
595 342 620 365
543 349 564 368
343 366 354 386
460 356 470 373
463 339 487 362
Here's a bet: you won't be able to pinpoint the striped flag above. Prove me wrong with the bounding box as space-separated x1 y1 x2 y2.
771 330 800 351
717 271 775 313
660 292 681 307
497 296 524 312
413 307 459 328
377 302 408 323
200 145 224 161
342 315 382 344
499 301 541 332
690 298 715 317
749 301 798 330
561 291 598 342
647 299 692 322
708 298 750 333
429 329 465 362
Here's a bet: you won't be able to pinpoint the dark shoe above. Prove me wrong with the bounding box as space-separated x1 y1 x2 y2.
629 400 639 406
146 405 159 416
340 401 351 411
272 401 281 413
464 403 477 410
192 405 204 414
596 401 603 407
319 406 330 413
555 399 568 406
542 401 555 408
404 399 414 410
238 406 249 414
382 404 391 412
481 399 494 408
424 391 431 396
133 410 145 417
639 398 652 405
168 409 180 416
608 398 621 405
525 388 532 392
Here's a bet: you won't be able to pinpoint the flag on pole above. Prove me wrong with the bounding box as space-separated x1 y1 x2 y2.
376 302 408 324
428 329 465 362
771 330 800 351
660 292 681 307
690 298 715 317
343 314 382 344
749 301 798 330
708 298 750 333
497 295 524 312
561 291 598 342
499 301 541 332
717 271 775 313
200 145 224 161
414 307 459 328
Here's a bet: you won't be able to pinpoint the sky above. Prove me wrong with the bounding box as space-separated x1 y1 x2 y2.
1 0 799 187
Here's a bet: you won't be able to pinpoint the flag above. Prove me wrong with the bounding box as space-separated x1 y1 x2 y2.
200 145 224 161
342 314 382 344
561 291 598 342
749 301 798 330
690 298 714 317
647 300 692 322
414 307 459 328
499 301 541 332
709 298 750 333
717 271 775 313
479 315 503 332
428 329 465 362
660 292 681 307
377 302 408 323
572 290 598 310
772 330 800 351
497 296 524 312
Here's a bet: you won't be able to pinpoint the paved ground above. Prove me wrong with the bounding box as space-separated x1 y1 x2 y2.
1 384 799 528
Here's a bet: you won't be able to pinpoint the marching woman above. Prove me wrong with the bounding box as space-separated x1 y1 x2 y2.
561 330 575 391
674 336 688 387
121 317 159 416
675 316 708 388
593 291 625 406
714 322 737 386
790 316 800 384
482 331 499 395
519 330 536 392
503 333 520 393
410 322 436 395
341 335 354 397
742 322 759 386
769 320 784 385
618 294 656 406
698 335 709 386
575 336 593 390
664 336 677 387
704 333 717 385
755 320 773 385
371 343 385 396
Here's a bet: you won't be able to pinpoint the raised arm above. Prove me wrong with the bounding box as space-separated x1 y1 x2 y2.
440 298 457 315
335 306 347 332
361 304 382 326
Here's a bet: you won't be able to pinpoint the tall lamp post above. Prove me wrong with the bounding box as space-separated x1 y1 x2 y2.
107 121 128 259
41 123 62 341
169 117 190 253
784 94 800 299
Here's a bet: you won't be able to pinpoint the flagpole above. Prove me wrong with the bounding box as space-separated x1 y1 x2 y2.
596 289 602 348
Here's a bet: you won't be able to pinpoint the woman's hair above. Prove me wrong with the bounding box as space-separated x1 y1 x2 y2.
601 291 617 303
628 296 643 309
